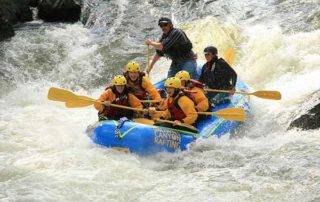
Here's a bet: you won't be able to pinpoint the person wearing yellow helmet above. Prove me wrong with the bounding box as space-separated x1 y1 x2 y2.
175 70 212 116
149 77 197 131
175 70 212 122
94 75 143 121
124 61 161 103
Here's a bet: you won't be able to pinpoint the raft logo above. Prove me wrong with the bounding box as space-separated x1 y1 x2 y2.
154 128 182 149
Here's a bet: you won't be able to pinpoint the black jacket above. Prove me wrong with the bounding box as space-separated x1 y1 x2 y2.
156 28 193 61
199 58 237 90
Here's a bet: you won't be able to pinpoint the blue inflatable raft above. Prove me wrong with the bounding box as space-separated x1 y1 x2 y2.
86 79 250 155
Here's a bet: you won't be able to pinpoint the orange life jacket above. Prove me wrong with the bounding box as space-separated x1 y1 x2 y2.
167 93 186 122
101 86 133 120
124 72 147 100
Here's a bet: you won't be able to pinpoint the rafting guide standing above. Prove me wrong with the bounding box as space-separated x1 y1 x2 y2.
144 17 198 79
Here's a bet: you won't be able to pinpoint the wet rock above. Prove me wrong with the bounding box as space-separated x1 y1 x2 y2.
29 0 39 7
0 0 32 41
289 93 320 130
37 0 81 22
0 0 33 24
0 11 14 41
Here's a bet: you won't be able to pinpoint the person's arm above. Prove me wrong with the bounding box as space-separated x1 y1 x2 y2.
94 89 113 111
141 77 161 101
198 64 206 83
223 61 237 90
128 93 143 110
220 58 237 89
152 98 171 120
229 66 237 89
156 98 168 111
145 39 163 50
191 87 209 112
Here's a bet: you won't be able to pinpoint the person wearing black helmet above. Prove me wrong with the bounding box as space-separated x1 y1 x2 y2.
144 17 197 79
199 46 237 105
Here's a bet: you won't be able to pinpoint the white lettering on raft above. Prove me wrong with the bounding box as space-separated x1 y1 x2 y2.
153 128 181 149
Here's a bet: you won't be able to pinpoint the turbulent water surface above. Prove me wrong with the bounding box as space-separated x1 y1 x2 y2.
1 0 320 201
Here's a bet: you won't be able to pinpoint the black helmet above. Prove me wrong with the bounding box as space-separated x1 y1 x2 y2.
204 46 218 55
158 17 172 26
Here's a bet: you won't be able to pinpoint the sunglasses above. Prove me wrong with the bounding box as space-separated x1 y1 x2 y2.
158 23 169 28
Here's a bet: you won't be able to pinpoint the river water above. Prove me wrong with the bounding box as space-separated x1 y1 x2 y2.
1 0 320 201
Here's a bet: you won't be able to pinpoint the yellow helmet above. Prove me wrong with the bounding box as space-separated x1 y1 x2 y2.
164 77 181 89
175 70 191 81
112 75 127 85
126 62 140 72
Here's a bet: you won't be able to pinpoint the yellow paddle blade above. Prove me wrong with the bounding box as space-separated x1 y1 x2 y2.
67 95 143 111
198 108 246 122
65 96 98 108
48 87 77 102
48 87 143 111
252 90 282 100
223 48 236 65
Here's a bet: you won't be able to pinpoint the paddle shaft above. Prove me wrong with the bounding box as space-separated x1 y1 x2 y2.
205 89 246 94
155 119 198 132
76 97 144 112
140 100 160 103
204 89 281 100
146 45 151 76
153 108 246 122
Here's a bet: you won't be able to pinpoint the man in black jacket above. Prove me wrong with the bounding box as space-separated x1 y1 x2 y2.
199 46 237 105
144 17 197 79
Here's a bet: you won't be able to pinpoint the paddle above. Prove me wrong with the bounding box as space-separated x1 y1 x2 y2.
133 118 198 132
204 89 282 100
146 45 151 76
197 108 246 122
154 119 198 132
216 48 281 100
48 87 77 102
140 100 161 103
223 48 236 65
152 108 246 122
47 87 143 112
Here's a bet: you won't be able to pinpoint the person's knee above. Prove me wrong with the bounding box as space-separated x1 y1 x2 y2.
210 95 231 106
168 67 179 78
182 61 197 79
